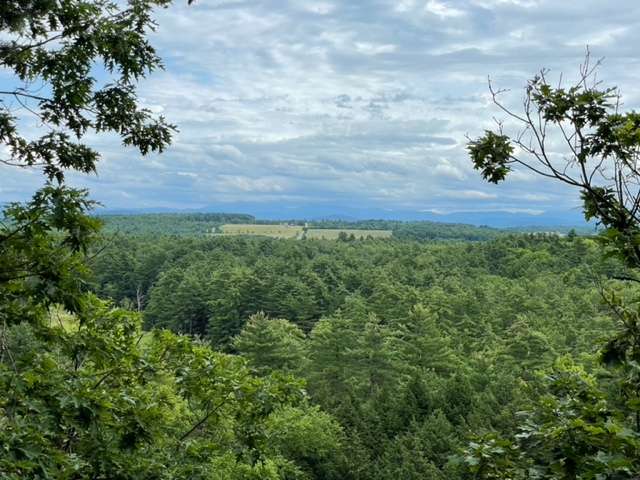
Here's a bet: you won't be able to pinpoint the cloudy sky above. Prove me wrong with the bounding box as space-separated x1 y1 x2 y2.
3 0 640 223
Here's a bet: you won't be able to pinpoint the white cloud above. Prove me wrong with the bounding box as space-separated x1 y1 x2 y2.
354 42 397 55
301 2 336 15
519 193 552 201
566 26 629 47
425 0 466 18
441 190 498 200
207 145 244 159
471 0 539 8
3 0 640 221
217 175 286 193
434 162 466 180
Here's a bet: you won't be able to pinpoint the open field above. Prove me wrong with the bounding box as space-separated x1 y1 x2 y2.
305 228 392 239
47 305 78 331
215 224 393 240
219 224 304 238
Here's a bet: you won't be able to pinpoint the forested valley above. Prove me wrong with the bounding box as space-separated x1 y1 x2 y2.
4 0 640 478
88 229 623 479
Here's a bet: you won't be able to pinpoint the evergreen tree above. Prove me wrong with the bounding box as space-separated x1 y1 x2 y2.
233 312 308 374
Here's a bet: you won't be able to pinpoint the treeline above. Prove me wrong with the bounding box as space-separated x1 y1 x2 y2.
90 233 622 479
98 212 256 235
311 219 504 241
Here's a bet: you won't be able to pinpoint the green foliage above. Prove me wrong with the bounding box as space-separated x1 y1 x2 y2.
467 130 514 184
3 7 633 476
457 434 522 480
0 0 176 182
1 186 101 323
499 316 556 374
399 304 462 376
458 358 640 479
234 313 308 374
101 213 257 236
0 299 344 479
263 405 345 479
90 231 622 478
463 59 640 480
530 78 615 129
374 410 460 479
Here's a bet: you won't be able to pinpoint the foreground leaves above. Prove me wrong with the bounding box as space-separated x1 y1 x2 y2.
0 298 343 479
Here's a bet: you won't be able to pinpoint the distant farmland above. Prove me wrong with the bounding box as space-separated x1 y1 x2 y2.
219 224 304 238
215 224 392 240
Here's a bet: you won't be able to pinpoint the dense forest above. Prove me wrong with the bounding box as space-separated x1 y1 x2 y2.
88 231 623 478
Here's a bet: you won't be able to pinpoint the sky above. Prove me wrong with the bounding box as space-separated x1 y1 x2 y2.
3 0 640 224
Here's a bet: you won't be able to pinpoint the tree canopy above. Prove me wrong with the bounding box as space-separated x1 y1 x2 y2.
464 54 640 479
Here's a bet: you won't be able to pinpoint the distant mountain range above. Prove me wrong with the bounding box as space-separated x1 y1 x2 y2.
96 203 593 230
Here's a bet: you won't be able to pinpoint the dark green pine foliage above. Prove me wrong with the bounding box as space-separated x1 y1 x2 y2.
233 312 308 374
91 230 622 478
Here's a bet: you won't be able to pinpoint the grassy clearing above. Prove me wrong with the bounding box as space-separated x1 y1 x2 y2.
216 224 393 240
47 305 154 346
220 224 304 238
47 305 79 332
